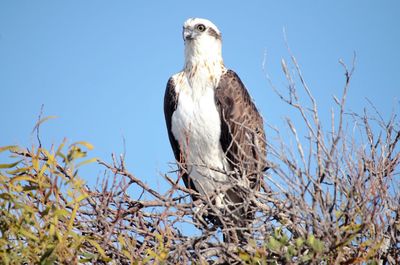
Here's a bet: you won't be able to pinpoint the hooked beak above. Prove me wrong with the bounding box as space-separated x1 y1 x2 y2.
183 28 194 41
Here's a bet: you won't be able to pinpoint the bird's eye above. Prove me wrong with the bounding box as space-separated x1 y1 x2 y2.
196 24 206 32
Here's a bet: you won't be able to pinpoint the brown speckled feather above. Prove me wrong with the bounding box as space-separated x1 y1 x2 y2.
215 70 266 189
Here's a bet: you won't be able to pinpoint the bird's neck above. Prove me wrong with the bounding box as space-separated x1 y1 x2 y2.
183 41 225 86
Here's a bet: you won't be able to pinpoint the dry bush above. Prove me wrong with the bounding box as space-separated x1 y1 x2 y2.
0 55 399 264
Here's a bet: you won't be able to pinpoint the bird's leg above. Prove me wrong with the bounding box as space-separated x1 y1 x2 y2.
192 199 209 228
215 193 225 209
193 200 205 215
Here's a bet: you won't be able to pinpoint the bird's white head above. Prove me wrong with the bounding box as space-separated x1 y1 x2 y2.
182 18 224 71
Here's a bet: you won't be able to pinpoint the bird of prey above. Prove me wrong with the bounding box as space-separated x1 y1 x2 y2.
164 18 266 226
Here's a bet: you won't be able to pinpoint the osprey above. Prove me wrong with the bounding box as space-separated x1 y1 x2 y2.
164 18 266 221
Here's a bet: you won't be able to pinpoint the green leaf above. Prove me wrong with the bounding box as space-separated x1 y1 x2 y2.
287 245 297 256
267 236 281 252
280 233 289 245
22 184 39 192
273 227 282 239
307 235 324 253
295 237 304 248
79 252 96 262
301 253 312 263
40 247 57 265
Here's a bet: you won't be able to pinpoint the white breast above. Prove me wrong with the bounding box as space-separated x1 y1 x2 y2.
171 72 229 196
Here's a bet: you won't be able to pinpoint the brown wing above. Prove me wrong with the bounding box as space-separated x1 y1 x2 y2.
215 70 267 189
163 77 197 192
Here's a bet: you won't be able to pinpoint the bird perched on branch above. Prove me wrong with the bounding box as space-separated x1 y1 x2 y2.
164 18 266 240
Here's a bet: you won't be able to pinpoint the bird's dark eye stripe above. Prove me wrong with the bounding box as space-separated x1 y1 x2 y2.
196 24 206 32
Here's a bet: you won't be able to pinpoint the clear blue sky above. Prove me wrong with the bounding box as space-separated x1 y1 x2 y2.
1 1 399 189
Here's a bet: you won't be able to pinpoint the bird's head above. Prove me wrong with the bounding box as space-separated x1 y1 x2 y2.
183 18 221 43
182 18 223 68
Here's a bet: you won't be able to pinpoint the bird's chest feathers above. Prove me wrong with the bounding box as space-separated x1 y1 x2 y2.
172 79 222 159
171 70 229 194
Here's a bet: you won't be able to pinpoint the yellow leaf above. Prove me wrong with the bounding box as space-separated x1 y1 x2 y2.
31 115 58 133
0 159 22 169
239 251 251 262
159 250 168 261
20 228 39 242
54 209 69 217
55 138 67 157
71 141 94 150
41 149 56 167
76 158 98 168
10 175 38 184
49 223 55 237
118 235 125 247
67 146 87 161
0 145 19 153
122 250 132 258
32 154 39 171
146 249 157 258
74 193 89 203
67 203 79 231
14 184 23 192
57 152 67 163
72 178 85 188
67 190 73 198
87 239 110 260
38 163 48 180
6 167 30 175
